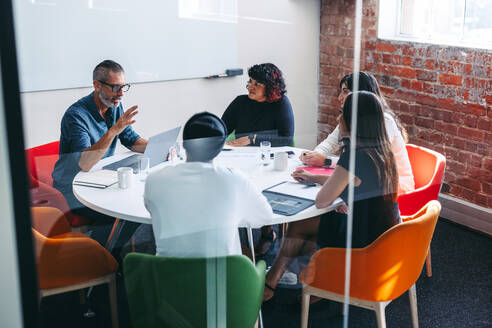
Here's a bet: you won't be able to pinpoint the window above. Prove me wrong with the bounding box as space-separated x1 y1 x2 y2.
179 0 237 23
379 0 492 49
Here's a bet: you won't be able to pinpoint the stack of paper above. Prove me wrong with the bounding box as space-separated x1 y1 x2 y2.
73 170 118 189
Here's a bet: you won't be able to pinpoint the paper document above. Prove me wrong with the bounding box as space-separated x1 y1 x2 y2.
266 181 322 201
73 170 118 189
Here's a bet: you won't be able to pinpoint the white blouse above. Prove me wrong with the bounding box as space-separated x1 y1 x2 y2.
314 112 415 195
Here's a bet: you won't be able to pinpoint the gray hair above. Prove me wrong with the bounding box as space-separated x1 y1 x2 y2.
93 60 124 81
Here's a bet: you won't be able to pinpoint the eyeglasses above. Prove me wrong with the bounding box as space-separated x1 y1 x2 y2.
246 80 265 89
341 87 351 95
98 80 131 93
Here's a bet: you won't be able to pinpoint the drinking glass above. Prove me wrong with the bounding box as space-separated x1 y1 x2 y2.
138 157 150 181
260 141 271 166
168 145 177 163
175 141 186 161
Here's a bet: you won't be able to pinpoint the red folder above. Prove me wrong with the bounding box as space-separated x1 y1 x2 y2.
295 166 334 176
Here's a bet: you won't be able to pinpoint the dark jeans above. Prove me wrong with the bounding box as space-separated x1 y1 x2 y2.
72 206 140 261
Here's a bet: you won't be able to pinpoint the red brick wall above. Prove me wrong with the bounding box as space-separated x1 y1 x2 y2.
319 0 492 208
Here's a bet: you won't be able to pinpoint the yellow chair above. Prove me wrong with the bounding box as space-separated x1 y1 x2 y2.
32 207 119 328
299 200 441 328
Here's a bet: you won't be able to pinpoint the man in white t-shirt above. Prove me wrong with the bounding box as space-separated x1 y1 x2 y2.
144 112 273 258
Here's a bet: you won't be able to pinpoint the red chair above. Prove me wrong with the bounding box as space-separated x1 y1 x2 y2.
26 141 92 228
25 141 59 186
397 144 446 277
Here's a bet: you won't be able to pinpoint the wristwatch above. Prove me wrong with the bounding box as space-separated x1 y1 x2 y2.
248 134 255 145
324 158 332 167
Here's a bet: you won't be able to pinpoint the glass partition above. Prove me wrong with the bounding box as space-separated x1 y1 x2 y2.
4 0 491 327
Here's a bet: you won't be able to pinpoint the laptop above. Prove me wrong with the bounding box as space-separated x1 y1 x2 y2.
103 126 181 172
262 181 320 216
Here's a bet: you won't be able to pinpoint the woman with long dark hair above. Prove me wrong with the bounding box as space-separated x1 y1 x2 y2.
264 91 401 301
221 63 294 147
301 72 414 194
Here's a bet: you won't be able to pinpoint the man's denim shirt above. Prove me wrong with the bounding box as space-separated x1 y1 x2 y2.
52 92 140 208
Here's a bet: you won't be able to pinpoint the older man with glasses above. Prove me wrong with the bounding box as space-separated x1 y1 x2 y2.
52 59 147 261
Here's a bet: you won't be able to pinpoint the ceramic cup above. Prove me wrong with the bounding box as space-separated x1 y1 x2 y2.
117 167 133 189
274 151 288 171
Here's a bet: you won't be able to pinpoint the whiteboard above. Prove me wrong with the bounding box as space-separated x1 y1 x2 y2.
13 0 238 92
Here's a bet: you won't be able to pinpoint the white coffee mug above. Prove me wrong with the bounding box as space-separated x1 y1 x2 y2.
117 167 133 189
274 152 288 171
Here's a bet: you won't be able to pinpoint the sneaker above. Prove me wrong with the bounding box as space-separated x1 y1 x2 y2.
265 266 298 286
278 270 297 285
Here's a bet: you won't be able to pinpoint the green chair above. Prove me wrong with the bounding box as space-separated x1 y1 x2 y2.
225 129 296 147
123 253 266 328
225 130 236 143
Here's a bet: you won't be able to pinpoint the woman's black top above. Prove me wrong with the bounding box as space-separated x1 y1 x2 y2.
221 95 294 146
318 148 400 249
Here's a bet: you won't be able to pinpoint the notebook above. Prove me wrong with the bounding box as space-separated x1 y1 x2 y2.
73 170 118 189
295 166 334 175
103 126 181 171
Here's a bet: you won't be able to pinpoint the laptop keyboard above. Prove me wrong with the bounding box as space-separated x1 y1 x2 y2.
262 192 314 216
102 154 140 172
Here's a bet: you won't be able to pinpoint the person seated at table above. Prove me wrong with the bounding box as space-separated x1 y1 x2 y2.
52 59 147 259
222 63 294 254
300 71 414 195
263 91 401 301
144 112 273 258
222 63 294 147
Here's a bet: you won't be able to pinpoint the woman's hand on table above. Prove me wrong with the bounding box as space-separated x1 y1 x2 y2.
226 135 254 147
336 203 348 214
300 151 326 167
291 169 316 184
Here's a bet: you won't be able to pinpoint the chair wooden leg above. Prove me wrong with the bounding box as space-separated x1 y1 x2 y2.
108 275 118 328
374 302 387 328
409 284 419 328
300 289 310 328
425 249 432 277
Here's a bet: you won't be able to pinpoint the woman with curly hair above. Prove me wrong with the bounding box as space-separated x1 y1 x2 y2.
222 63 294 147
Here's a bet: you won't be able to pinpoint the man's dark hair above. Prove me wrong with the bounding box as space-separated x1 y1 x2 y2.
93 60 124 81
183 112 227 162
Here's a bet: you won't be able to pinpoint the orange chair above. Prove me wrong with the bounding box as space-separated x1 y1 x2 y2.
300 200 441 328
26 141 92 228
32 207 119 328
397 144 446 277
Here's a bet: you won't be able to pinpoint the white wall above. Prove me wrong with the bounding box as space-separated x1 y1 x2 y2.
21 0 321 150
0 68 24 328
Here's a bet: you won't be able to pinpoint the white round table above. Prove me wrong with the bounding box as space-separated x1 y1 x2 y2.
73 146 340 226
74 146 341 328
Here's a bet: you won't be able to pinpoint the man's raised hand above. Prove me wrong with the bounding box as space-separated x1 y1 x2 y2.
111 105 139 135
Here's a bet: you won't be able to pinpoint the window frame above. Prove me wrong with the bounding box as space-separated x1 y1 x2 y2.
378 0 492 50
